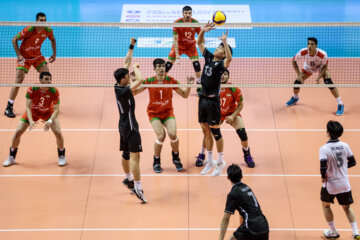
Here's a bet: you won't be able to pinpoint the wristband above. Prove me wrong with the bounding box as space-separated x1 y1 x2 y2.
47 119 53 124
129 45 134 50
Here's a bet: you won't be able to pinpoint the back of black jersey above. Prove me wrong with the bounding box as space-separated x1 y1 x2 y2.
225 182 269 235
200 48 226 97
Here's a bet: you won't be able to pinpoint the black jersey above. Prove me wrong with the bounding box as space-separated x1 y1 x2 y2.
225 182 269 235
200 48 226 97
114 84 139 137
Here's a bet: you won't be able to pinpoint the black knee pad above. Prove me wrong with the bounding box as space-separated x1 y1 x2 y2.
236 128 248 141
294 79 302 90
324 78 335 90
165 62 173 73
192 61 201 72
210 128 222 141
122 151 130 160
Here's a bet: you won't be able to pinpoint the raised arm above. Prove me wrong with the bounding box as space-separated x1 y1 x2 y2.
197 22 215 55
219 30 232 68
173 33 180 60
123 38 137 69
49 37 56 63
174 76 194 98
129 63 143 91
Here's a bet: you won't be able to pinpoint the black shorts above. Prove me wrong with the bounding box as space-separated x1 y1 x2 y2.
321 187 353 205
233 229 269 240
198 96 221 125
120 130 142 153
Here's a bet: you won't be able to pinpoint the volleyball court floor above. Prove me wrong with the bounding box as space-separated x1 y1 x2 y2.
1 83 360 240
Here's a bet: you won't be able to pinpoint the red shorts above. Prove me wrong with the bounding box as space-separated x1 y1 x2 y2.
221 113 241 122
17 56 47 73
168 46 199 60
21 110 53 124
149 112 175 123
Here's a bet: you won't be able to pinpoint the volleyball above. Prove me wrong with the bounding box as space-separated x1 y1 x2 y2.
212 11 226 25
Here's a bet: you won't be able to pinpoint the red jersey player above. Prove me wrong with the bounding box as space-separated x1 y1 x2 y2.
196 70 255 168
165 6 202 83
134 58 194 173
3 72 66 167
5 12 56 118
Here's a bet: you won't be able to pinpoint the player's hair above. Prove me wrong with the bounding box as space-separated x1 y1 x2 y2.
36 12 46 20
327 120 343 140
223 69 230 76
227 164 243 183
219 43 233 60
153 58 165 68
39 71 51 79
183 6 192 12
308 37 318 45
114 68 129 83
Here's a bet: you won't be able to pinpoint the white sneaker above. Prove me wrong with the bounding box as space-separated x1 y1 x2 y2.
323 229 340 239
3 156 16 167
58 156 66 166
211 161 226 176
200 160 216 175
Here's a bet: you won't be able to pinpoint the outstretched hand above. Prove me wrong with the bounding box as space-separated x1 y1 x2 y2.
187 76 195 84
203 21 216 32
130 37 137 46
218 30 228 43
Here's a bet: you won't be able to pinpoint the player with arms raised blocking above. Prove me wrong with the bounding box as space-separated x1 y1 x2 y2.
134 58 193 173
285 37 344 116
320 121 359 239
196 70 255 168
3 72 65 167
196 22 232 176
114 38 147 203
165 6 202 84
5 12 56 118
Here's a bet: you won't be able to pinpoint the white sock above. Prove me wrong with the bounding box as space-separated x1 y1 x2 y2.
242 147 249 152
200 147 206 155
351 222 359 235
217 152 223 164
293 94 298 99
207 151 213 162
126 173 133 181
327 221 336 232
336 97 343 105
8 99 14 104
134 181 142 190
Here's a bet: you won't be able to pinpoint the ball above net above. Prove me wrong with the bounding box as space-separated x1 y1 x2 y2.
212 11 226 25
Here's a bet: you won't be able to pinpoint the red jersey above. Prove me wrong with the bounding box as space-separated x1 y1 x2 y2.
173 18 201 50
220 87 243 116
16 26 54 59
143 75 179 115
25 87 60 114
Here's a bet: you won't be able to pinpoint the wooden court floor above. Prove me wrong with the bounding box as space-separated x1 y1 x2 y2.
1 87 360 240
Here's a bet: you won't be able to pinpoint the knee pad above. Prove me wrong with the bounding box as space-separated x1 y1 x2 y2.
192 61 201 72
165 62 173 73
324 78 335 90
210 128 222 141
155 139 164 145
294 79 302 90
236 128 248 141
122 151 130 160
170 137 178 143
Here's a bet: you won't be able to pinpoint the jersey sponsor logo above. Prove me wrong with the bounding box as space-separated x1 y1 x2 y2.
227 94 231 96
41 34 46 37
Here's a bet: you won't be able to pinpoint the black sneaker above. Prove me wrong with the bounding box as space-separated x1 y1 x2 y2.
4 104 15 118
195 153 205 167
132 187 147 203
122 178 134 190
172 152 183 172
153 156 163 173
243 148 255 168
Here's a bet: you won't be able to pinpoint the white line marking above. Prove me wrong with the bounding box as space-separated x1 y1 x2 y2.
0 174 360 177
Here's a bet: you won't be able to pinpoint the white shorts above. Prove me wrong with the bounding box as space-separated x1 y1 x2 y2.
302 63 324 75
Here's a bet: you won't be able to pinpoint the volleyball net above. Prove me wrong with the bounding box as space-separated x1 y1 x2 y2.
0 22 359 88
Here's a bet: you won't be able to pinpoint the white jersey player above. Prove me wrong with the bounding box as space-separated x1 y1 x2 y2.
320 120 359 240
285 37 345 116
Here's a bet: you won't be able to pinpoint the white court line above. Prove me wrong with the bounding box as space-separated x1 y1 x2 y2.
1 174 360 177
0 228 353 232
1 128 360 132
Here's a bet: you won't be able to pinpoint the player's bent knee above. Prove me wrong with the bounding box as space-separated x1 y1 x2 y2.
210 128 222 141
236 128 248 141
122 151 130 160
192 61 201 72
294 79 302 90
324 78 335 90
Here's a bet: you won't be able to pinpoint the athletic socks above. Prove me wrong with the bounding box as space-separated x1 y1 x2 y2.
242 147 250 156
217 152 224 164
293 94 299 99
126 173 134 181
9 147 18 158
207 151 213 162
351 222 359 235
200 147 206 155
336 97 343 105
8 99 14 105
134 181 142 190
58 148 65 157
327 221 337 233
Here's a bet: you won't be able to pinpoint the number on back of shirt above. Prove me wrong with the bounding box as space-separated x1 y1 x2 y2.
247 191 259 207
335 152 344 168
204 66 213 77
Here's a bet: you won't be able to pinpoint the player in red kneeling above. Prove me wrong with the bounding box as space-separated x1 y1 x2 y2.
196 70 255 168
3 72 65 167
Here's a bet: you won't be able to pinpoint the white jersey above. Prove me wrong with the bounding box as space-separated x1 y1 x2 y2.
319 140 354 195
293 48 328 74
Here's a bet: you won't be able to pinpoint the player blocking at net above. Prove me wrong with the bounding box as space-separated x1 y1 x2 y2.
196 22 232 176
114 38 146 203
3 72 65 167
320 121 359 239
165 6 202 84
134 58 194 173
4 12 56 118
285 37 344 116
